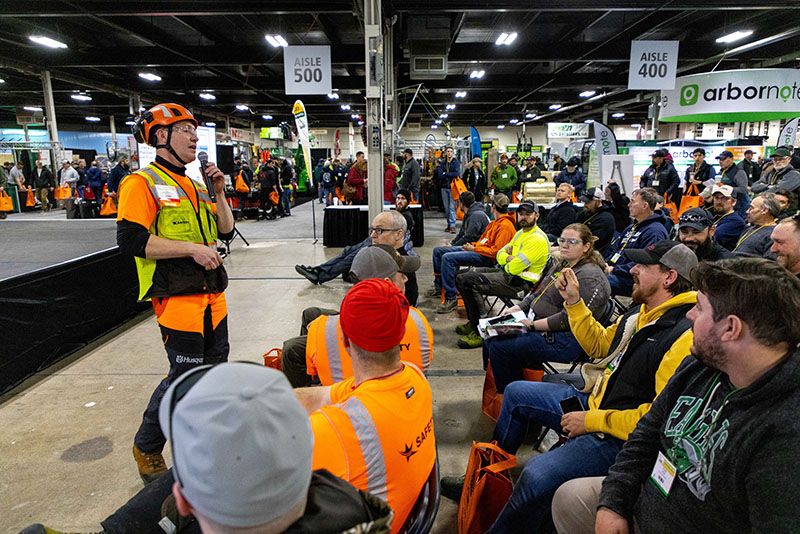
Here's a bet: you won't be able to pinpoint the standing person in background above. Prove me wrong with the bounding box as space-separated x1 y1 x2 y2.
554 157 586 199
320 159 337 206
438 146 461 233
346 159 367 205
383 154 398 205
491 153 518 199
683 148 716 195
10 161 26 190
86 160 105 203
738 149 761 186
106 156 130 194
32 160 55 212
0 161 8 219
640 148 681 206
280 158 294 216
463 157 486 198
715 150 750 218
257 159 280 219
59 160 80 194
399 148 421 202
519 156 542 185
313 158 326 204
551 154 565 172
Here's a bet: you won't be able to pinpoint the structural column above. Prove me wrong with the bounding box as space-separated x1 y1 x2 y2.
41 70 59 163
364 0 384 222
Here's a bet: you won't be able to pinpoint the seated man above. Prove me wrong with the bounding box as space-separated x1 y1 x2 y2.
774 188 796 219
539 183 576 240
709 184 745 251
552 259 800 534
296 279 436 533
428 193 516 312
677 207 733 262
22 362 392 534
576 187 616 254
295 210 419 305
395 188 416 252
604 187 669 296
451 191 490 248
282 244 432 388
442 240 698 533
453 200 551 348
733 192 779 258
770 214 800 276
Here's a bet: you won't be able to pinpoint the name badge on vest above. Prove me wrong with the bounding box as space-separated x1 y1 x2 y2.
650 451 677 497
652 180 660 187
155 185 180 207
502 173 508 179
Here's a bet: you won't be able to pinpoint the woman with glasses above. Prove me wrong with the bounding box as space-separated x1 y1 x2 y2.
483 223 611 393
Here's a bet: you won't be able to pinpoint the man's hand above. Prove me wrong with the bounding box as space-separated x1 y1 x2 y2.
595 507 629 534
190 244 223 270
605 265 614 275
555 267 581 305
205 162 226 196
561 410 588 438
504 245 512 255
463 243 475 252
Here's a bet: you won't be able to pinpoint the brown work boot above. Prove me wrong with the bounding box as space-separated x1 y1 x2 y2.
133 444 167 485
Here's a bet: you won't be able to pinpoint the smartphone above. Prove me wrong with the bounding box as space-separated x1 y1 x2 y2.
559 396 583 414
487 315 511 325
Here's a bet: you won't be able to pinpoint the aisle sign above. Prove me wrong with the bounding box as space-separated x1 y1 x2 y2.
283 46 332 95
628 41 679 90
547 123 589 138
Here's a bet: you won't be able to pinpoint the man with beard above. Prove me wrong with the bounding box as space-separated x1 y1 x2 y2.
709 184 745 251
752 147 800 197
770 215 800 277
714 150 750 217
394 188 415 251
677 208 733 262
552 259 800 534
441 240 697 533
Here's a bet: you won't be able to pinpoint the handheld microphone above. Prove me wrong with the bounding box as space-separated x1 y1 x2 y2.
197 151 216 202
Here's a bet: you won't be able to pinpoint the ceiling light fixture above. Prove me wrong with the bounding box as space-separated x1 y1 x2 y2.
579 90 596 98
265 34 288 47
497 125 505 129
358 120 364 126
469 70 485 79
236 104 249 111
341 104 351 111
446 104 456 110
29 35 68 49
0 78 6 84
71 93 92 101
525 113 536 119
435 119 442 124
262 115 273 120
631 123 642 128
549 104 562 110
612 112 625 118
125 121 136 126
327 93 339 100
509 119 519 124
138 72 161 82
23 106 43 112
205 122 216 127
85 116 101 122
431 124 438 129
716 30 753 44
439 113 448 118
584 119 595 124
351 114 360 119
495 32 518 46
199 92 216 100
455 91 467 98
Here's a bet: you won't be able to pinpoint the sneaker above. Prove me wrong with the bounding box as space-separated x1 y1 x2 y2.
455 322 474 335
133 444 167 485
425 287 441 298
17 524 102 534
457 330 483 349
436 299 458 314
295 265 319 284
440 475 466 502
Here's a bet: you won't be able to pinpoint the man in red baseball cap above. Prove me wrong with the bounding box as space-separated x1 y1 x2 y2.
295 279 436 534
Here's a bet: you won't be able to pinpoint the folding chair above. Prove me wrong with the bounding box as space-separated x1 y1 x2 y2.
399 456 441 534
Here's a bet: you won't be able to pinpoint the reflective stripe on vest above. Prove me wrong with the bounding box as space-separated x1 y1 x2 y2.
325 316 344 383
337 397 389 502
408 309 431 371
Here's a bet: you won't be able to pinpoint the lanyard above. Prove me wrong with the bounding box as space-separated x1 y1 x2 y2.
715 211 733 224
619 223 639 252
734 222 776 250
531 269 562 308
583 211 599 225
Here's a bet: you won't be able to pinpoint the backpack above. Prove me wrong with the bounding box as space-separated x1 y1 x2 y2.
322 169 334 187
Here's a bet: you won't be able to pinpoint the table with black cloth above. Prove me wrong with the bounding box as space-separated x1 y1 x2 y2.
323 204 424 247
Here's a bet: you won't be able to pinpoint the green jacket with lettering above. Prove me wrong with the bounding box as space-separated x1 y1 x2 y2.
490 164 518 191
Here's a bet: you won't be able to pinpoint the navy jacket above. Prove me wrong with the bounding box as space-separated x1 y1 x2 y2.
437 158 461 189
554 169 587 198
640 161 680 205
107 164 129 193
713 211 746 251
86 167 105 188
604 212 669 278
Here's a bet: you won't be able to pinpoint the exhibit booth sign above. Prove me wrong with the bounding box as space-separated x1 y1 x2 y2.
660 68 800 123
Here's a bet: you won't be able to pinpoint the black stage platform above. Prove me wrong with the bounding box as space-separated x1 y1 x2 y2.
0 220 149 394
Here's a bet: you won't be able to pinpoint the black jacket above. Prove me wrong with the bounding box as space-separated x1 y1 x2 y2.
694 239 734 262
32 166 54 188
576 202 616 253
462 166 485 196
539 201 576 238
452 202 489 246
683 161 716 194
738 158 761 186
606 181 631 232
640 161 681 204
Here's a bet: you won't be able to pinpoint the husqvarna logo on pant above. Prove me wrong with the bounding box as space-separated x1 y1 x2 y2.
680 84 699 106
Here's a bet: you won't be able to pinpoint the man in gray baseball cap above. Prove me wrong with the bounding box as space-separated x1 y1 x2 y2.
624 240 698 283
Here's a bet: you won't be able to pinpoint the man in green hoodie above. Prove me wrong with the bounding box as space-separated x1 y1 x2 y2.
491 153 518 198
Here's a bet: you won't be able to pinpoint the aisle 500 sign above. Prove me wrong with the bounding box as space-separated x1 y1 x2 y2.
283 46 332 95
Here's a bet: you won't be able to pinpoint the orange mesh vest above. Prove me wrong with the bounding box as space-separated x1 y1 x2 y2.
306 307 433 385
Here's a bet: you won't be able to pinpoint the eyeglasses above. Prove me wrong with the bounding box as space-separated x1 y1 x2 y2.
172 125 197 136
369 227 401 235
557 237 582 246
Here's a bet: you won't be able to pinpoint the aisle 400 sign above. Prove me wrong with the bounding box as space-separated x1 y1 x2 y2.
628 41 679 90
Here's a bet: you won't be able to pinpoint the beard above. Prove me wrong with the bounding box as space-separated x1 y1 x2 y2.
690 327 728 371
517 218 536 228
693 237 715 259
631 277 657 304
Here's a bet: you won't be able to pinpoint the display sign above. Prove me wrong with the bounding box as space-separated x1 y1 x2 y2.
601 155 635 196
230 127 255 143
628 41 679 90
137 125 217 183
778 117 799 148
260 127 284 139
547 123 589 138
283 46 332 95
661 69 800 123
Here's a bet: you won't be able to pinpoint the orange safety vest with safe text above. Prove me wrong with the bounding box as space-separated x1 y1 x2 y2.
306 307 433 385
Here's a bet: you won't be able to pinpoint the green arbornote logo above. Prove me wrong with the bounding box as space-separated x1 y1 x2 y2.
680 84 699 106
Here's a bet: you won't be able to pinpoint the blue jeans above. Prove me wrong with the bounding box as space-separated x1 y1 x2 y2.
441 187 456 228
281 187 292 214
323 186 336 206
433 247 495 300
484 331 584 393
607 273 633 297
489 382 623 533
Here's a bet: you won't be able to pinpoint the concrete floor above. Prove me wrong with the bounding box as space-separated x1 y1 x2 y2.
0 200 553 533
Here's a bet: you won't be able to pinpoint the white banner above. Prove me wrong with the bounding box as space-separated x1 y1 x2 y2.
628 41 679 90
661 69 800 123
283 46 332 95
601 155 634 197
593 121 618 185
778 117 799 148
547 122 589 138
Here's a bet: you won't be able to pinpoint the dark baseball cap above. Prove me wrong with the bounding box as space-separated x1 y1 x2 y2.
579 187 604 202
625 240 698 282
772 147 791 158
744 149 754 155
650 148 669 158
716 150 734 160
403 148 413 155
678 207 714 230
517 200 539 213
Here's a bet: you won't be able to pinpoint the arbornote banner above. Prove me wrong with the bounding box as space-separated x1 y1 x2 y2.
660 69 800 123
